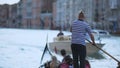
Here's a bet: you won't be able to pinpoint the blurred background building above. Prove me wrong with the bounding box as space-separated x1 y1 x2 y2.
0 4 9 27
0 0 120 33
21 0 41 29
53 0 120 32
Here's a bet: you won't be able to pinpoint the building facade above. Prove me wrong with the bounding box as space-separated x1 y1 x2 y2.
40 0 54 29
21 0 54 29
0 4 9 27
54 0 94 30
0 0 120 32
107 0 120 32
53 0 120 32
8 4 18 28
0 2 22 28
41 0 55 29
21 0 42 29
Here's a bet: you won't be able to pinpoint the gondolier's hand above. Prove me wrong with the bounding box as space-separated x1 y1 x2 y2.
86 39 96 46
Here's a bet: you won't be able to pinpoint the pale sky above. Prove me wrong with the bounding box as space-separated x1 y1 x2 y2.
0 0 20 5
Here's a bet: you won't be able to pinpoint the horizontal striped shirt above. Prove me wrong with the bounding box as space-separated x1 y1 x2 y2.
71 20 92 45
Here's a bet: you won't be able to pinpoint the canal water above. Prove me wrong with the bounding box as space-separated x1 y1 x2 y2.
88 35 120 59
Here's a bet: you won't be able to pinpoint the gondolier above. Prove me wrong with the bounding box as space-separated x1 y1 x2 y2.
70 10 95 68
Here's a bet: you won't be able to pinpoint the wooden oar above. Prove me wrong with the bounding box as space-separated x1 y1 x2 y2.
86 39 120 68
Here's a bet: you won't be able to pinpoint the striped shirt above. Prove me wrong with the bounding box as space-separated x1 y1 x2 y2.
71 20 92 45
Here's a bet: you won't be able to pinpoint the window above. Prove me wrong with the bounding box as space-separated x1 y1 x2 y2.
27 12 32 18
109 0 117 9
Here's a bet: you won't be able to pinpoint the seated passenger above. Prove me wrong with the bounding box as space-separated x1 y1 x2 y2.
57 29 64 37
50 56 60 68
60 49 73 68
40 56 60 68
60 49 67 62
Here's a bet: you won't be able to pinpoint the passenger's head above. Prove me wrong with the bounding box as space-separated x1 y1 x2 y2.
60 49 66 57
51 56 57 61
64 55 73 64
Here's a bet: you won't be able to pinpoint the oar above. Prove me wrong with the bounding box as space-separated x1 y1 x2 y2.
86 39 120 68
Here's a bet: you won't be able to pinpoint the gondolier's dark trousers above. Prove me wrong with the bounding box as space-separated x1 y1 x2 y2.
71 44 86 68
